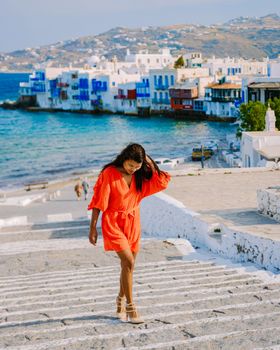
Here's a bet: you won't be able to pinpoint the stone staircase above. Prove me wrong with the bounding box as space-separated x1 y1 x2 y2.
1 222 280 349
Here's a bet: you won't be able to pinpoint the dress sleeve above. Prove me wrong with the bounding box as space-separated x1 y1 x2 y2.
141 170 171 198
87 170 111 212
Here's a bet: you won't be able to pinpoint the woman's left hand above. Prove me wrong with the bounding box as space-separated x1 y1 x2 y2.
145 155 155 170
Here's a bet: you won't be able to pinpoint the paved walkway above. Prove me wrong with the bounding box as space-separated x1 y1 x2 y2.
1 220 280 349
165 168 280 240
1 170 280 348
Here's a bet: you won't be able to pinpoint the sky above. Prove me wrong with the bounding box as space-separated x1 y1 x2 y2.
0 0 279 52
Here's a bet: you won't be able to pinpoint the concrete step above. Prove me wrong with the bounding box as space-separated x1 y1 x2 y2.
2 311 280 349
0 259 280 350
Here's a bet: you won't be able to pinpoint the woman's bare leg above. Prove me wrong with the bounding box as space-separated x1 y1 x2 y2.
117 249 135 304
118 251 138 298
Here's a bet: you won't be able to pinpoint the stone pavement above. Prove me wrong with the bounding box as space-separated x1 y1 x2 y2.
1 220 280 349
165 168 280 240
1 168 280 348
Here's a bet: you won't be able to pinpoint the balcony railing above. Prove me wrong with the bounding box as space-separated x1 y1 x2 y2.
211 96 236 102
31 84 46 93
155 84 169 91
137 93 150 98
152 98 170 104
92 80 107 93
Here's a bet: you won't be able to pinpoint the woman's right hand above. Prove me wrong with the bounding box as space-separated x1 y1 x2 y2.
89 227 98 246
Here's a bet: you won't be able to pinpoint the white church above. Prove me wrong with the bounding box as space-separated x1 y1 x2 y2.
241 106 280 168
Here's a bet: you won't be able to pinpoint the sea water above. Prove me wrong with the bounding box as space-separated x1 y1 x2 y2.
0 73 236 190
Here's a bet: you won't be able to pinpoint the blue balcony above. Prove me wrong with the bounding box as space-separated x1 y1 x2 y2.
155 84 169 91
49 79 57 89
31 83 46 93
71 83 79 90
92 80 107 93
152 98 170 104
137 93 150 98
51 88 61 98
30 71 45 82
79 78 89 89
136 80 149 89
78 91 90 101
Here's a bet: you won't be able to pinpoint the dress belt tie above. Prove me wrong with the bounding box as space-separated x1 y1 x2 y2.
106 207 139 236
106 207 138 218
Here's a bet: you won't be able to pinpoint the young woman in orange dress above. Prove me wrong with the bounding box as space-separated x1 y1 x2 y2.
88 143 171 324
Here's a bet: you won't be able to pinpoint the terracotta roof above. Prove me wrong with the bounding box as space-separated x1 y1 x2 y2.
206 83 241 89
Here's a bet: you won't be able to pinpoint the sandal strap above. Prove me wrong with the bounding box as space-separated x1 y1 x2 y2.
116 296 125 306
126 303 137 311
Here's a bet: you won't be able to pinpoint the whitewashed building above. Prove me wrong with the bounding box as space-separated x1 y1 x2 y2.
136 77 151 115
149 68 175 111
204 78 242 118
114 81 138 115
183 52 203 68
241 107 280 167
149 67 210 112
125 48 173 72
20 68 140 113
268 57 280 78
242 75 280 104
204 57 268 77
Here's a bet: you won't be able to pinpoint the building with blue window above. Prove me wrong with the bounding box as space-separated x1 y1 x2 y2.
149 68 176 111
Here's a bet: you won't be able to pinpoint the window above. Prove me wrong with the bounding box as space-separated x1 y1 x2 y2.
112 82 115 86
170 75 174 85
154 75 157 85
154 92 157 100
165 92 169 100
165 75 169 87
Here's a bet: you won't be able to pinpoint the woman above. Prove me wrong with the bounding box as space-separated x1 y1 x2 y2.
88 143 171 324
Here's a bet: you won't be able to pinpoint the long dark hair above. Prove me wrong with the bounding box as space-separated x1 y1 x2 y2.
102 143 161 191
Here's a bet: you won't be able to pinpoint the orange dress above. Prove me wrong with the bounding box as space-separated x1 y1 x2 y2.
88 166 171 253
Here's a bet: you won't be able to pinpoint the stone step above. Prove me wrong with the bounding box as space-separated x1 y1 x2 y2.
0 225 90 243
2 282 279 324
1 294 280 337
0 270 256 300
0 276 261 308
1 256 279 349
0 263 230 290
2 311 280 349
0 259 203 282
0 265 240 293
0 220 90 234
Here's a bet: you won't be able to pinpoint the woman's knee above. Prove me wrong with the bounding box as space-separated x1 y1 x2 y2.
117 249 135 271
121 256 135 271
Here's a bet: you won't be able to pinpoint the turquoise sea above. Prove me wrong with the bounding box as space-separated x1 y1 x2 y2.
0 73 236 190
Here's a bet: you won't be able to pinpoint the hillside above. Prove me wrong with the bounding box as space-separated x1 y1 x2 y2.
0 13 279 72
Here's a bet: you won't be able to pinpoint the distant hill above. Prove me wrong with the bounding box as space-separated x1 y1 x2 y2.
0 13 279 72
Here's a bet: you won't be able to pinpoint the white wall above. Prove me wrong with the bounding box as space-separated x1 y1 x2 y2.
141 192 280 272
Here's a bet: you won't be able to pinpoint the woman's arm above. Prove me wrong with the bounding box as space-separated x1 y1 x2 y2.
145 154 156 171
89 208 100 246
141 155 171 198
